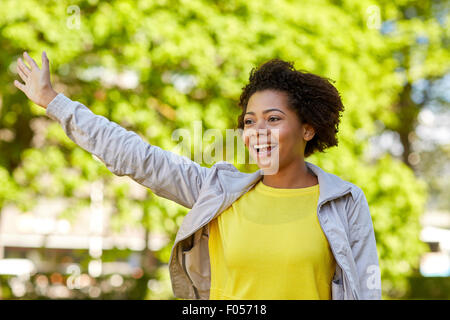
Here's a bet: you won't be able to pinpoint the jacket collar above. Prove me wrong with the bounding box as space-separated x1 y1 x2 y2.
176 160 355 249
303 161 355 206
221 160 354 208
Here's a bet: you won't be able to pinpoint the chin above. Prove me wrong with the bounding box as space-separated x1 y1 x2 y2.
248 146 282 175
255 156 281 175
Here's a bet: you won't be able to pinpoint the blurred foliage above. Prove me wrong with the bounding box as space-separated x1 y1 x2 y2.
0 0 448 299
415 144 450 211
0 268 174 299
405 274 450 299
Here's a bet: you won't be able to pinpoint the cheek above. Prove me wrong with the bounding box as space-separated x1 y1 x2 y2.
276 127 303 151
274 127 290 147
242 129 259 148
242 130 250 147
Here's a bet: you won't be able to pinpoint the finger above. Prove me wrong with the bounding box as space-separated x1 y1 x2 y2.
14 80 26 93
17 60 31 79
17 66 29 82
23 51 39 70
17 58 31 75
42 51 49 70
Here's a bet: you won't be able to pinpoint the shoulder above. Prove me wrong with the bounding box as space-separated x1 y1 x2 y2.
328 174 369 221
337 178 368 212
209 161 263 194
211 160 240 172
323 169 364 203
306 161 362 202
346 181 365 203
344 183 373 228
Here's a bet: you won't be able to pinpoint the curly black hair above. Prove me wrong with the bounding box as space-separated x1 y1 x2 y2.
237 58 345 158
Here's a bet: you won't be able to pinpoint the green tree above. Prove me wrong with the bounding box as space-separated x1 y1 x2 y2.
1 0 443 299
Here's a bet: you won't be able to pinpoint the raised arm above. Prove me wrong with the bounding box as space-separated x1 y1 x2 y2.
14 51 211 208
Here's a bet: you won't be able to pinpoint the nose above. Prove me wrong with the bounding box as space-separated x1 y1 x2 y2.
253 120 271 144
255 118 269 134
243 119 272 146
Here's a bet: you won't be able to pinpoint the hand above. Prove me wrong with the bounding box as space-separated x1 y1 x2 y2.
14 51 58 109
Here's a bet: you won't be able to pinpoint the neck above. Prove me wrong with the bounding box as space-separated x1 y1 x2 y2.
261 159 318 189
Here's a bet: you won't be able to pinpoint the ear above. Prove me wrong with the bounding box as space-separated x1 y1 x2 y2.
303 124 315 141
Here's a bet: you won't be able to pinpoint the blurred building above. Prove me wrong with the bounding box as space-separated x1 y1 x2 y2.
419 210 450 277
0 181 169 299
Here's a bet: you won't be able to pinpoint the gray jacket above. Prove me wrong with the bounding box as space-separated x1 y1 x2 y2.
46 93 382 300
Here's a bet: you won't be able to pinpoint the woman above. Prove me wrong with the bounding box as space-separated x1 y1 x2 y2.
14 52 381 300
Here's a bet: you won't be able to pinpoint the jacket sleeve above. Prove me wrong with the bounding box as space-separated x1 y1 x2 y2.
347 187 382 300
46 93 211 209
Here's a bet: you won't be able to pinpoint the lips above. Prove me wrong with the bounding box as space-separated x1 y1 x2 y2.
251 143 278 157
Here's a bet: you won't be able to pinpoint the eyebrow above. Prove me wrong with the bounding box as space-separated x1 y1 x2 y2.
245 108 286 116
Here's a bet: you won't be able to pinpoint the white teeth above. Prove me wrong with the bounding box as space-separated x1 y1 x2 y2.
254 144 272 149
253 144 276 154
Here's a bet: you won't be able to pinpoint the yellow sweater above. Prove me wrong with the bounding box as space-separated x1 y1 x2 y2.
208 180 336 299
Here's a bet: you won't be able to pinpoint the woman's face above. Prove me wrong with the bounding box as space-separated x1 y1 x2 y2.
242 89 315 173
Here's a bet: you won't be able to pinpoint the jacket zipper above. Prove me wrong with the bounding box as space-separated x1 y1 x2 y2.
318 187 360 300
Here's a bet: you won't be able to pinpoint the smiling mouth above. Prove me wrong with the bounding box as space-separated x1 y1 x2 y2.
252 144 277 156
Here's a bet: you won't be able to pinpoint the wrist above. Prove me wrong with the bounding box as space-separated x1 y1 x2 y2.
41 88 58 109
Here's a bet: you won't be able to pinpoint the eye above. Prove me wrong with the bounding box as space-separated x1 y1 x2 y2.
269 116 280 122
244 119 253 125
